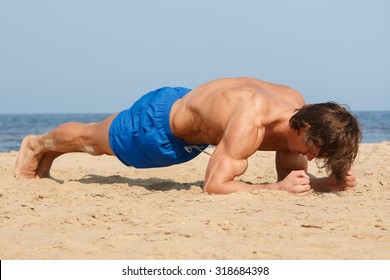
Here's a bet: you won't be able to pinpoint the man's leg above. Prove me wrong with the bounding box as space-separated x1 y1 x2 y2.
15 114 118 179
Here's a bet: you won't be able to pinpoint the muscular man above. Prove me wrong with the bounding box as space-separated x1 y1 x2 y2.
14 77 362 195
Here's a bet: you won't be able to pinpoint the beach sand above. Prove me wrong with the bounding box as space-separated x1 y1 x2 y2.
0 143 389 260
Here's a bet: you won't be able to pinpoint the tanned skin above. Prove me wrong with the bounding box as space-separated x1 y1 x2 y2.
15 77 356 194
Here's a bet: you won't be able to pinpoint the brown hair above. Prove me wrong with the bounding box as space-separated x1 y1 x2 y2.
289 102 362 186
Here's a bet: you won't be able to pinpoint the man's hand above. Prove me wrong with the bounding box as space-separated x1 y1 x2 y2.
344 171 357 189
326 171 357 191
310 171 357 192
280 170 311 195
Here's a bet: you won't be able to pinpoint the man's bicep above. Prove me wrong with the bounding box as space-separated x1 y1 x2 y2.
204 144 248 193
223 115 265 160
204 111 264 193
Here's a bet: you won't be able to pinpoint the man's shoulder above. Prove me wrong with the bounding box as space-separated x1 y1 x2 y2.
278 85 305 107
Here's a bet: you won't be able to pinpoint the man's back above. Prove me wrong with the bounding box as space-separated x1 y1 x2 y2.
170 77 305 149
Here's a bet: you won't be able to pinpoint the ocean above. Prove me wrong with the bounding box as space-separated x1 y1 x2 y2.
0 111 389 153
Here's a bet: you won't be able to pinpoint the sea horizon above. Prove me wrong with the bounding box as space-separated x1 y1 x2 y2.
0 111 389 152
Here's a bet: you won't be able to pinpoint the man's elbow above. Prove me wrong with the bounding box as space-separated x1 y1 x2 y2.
203 181 236 195
203 184 221 195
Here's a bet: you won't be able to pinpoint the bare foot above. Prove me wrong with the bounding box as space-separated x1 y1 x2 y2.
14 135 45 179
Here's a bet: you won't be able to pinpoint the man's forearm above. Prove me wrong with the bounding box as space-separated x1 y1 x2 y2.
204 180 282 194
308 174 349 192
309 176 330 192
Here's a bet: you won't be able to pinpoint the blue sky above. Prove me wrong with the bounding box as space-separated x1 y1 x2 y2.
1 0 389 114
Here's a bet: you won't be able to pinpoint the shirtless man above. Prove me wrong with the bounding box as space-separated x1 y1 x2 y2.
14 77 362 195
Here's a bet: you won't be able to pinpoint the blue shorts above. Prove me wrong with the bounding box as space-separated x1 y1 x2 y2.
109 87 209 168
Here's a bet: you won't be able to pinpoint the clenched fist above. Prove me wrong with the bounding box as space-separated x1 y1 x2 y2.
280 170 311 195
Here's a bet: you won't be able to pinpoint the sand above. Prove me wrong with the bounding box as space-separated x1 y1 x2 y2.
0 143 389 260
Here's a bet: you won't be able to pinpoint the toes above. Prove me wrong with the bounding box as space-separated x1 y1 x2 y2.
14 135 42 179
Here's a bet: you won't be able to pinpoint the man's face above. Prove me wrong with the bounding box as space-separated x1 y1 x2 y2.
287 129 318 161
